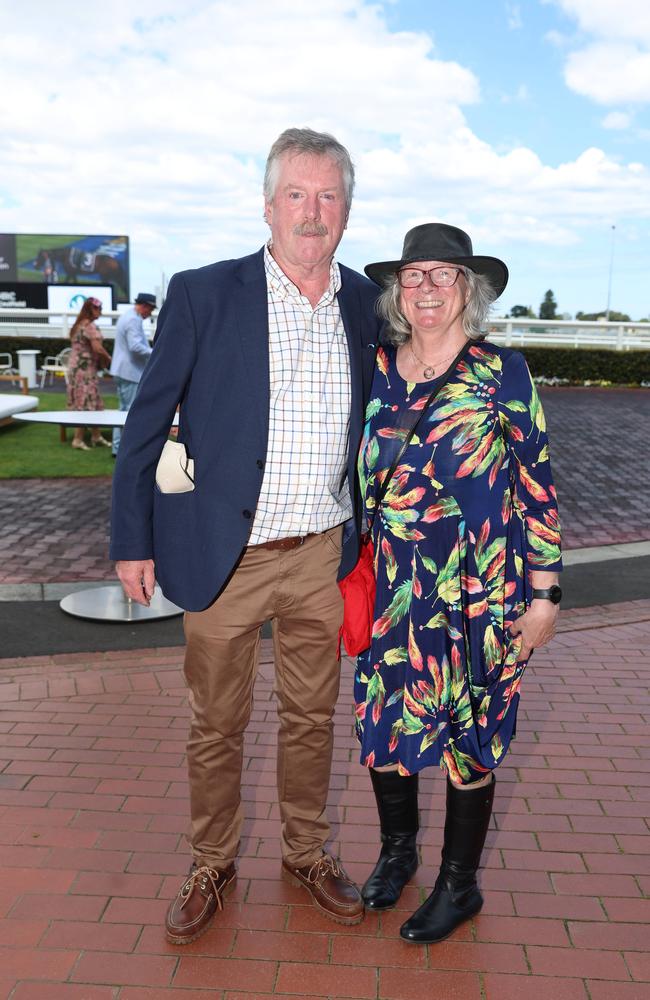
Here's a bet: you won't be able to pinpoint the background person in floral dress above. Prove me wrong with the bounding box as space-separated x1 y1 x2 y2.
355 224 562 943
66 297 112 450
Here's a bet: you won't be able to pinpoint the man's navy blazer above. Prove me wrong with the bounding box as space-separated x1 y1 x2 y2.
109 248 382 611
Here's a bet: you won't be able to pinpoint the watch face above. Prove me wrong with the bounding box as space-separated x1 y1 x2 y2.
549 585 562 604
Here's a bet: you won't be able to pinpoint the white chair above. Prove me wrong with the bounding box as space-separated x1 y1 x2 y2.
0 352 14 374
0 352 24 390
39 347 72 387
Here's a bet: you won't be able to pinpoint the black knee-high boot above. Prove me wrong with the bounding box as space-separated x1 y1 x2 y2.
400 773 495 943
361 769 419 911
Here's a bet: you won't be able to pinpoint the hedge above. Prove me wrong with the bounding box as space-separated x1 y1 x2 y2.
0 337 70 363
518 347 650 385
1 338 649 386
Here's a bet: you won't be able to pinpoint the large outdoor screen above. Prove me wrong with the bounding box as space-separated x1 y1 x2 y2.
0 233 130 302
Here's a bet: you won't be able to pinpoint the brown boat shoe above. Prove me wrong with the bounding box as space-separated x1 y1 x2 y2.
165 862 237 944
282 853 364 925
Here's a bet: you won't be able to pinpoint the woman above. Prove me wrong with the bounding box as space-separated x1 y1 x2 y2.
67 297 112 449
355 224 562 943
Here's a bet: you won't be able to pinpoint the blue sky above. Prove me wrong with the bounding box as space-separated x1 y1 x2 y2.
2 0 649 318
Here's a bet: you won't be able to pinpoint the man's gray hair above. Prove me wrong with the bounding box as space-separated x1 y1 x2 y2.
264 127 355 210
377 268 497 345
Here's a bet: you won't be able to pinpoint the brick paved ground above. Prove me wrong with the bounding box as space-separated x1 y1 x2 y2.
1 387 649 584
1 604 649 999
0 478 113 585
543 387 650 551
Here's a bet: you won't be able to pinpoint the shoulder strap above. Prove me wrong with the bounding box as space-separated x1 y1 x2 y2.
369 339 471 530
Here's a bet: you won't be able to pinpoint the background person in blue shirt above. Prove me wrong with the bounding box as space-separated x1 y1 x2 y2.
109 292 156 454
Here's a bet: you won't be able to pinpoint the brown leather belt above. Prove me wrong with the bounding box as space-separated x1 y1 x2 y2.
248 533 317 552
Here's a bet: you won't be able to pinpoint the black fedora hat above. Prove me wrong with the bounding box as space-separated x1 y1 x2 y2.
134 292 157 307
365 223 508 298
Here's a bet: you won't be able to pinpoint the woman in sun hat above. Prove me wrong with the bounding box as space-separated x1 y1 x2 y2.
353 223 562 943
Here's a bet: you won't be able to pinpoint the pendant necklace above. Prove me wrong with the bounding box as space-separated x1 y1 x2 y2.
409 342 460 380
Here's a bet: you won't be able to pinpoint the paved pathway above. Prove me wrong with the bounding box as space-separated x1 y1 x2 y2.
1 605 649 998
543 387 650 551
1 384 649 996
1 387 649 585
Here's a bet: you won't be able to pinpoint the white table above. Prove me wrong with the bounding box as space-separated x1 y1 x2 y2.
14 408 183 622
60 585 183 623
15 409 178 442
16 349 40 388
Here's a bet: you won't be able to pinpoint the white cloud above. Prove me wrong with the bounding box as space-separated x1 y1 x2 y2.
500 84 530 104
565 43 650 105
547 0 650 43
506 3 523 30
602 111 633 130
544 29 570 47
545 0 650 104
1 0 649 312
0 0 481 275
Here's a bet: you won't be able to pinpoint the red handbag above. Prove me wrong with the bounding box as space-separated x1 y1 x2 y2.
338 533 375 656
338 341 471 658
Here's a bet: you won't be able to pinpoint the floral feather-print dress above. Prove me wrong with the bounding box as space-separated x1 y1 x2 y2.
67 321 105 411
354 342 562 783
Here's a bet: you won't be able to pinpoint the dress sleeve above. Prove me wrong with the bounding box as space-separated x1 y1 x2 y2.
85 321 102 342
497 350 562 571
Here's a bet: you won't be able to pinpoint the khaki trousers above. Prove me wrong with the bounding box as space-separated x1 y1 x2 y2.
183 525 344 869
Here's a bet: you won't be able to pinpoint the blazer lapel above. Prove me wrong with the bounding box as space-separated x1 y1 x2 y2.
337 277 364 497
338 279 362 419
233 251 270 438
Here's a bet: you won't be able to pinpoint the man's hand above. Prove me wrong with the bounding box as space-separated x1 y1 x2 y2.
116 559 156 606
509 600 559 661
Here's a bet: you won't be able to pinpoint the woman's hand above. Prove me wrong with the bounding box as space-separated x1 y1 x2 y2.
90 340 111 369
509 600 559 661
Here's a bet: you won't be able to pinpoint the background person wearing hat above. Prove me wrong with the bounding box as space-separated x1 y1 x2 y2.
354 223 562 943
109 292 156 455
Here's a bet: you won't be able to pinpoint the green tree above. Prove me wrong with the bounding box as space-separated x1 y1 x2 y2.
510 304 536 318
576 310 631 322
539 289 558 320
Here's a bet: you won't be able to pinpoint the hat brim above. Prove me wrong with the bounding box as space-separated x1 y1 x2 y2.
365 254 508 299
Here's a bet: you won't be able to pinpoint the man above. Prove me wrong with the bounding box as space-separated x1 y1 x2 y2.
110 128 381 942
109 291 156 454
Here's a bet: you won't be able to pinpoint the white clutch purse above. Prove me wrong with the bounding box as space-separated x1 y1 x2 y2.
155 440 195 493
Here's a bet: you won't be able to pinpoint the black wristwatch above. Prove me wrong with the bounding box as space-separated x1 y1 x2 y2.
531 585 562 605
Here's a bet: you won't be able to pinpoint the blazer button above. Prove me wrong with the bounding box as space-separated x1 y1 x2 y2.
256 460 264 469
243 509 252 519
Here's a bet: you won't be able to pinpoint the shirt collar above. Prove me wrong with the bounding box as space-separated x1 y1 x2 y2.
264 241 341 306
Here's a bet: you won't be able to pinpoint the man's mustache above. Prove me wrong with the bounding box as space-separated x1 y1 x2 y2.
293 221 328 236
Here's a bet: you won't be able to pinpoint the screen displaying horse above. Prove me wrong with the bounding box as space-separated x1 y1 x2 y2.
9 234 130 302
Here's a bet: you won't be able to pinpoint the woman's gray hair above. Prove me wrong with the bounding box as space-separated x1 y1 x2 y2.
263 127 355 211
377 268 497 346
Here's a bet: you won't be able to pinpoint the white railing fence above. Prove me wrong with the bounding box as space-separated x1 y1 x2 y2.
0 309 155 342
0 309 649 351
487 318 650 351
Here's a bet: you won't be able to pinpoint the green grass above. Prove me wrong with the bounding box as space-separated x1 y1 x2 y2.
0 391 118 479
